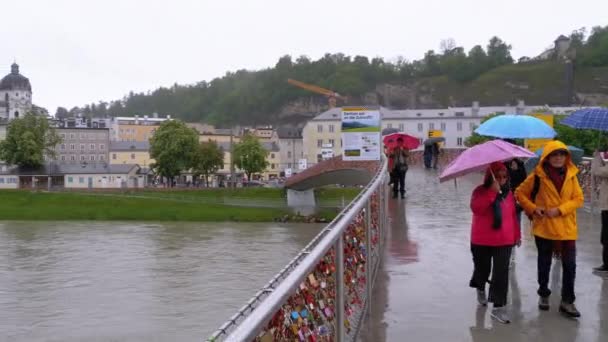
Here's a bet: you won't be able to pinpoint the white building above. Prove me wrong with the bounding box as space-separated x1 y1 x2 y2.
0 63 32 121
302 103 582 165
276 127 304 175
0 163 145 189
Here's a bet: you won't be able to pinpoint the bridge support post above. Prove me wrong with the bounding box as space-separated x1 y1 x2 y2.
335 235 345 342
286 189 316 216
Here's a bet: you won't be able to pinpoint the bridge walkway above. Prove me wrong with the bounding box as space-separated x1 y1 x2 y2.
360 167 608 342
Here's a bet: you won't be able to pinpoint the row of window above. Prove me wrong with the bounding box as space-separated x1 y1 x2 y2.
120 128 156 135
67 176 124 183
59 155 106 162
60 133 107 140
59 143 106 151
0 177 18 184
112 153 139 160
317 124 336 133
317 139 340 148
385 122 477 133
315 136 466 148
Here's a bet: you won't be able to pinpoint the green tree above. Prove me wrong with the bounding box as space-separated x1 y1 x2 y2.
192 141 224 187
0 113 62 168
55 107 70 119
149 120 199 186
232 134 268 181
487 36 513 68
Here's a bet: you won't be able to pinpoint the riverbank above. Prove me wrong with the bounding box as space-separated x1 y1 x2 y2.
0 188 360 222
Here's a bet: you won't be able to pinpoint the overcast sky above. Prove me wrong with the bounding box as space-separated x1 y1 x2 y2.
2 0 606 113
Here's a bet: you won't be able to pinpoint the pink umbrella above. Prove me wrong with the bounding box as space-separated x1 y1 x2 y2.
439 140 536 183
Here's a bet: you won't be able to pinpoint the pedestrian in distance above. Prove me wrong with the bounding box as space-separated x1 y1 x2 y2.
515 140 584 318
469 162 521 324
432 142 441 169
385 141 396 187
390 137 409 199
591 150 608 275
423 144 433 169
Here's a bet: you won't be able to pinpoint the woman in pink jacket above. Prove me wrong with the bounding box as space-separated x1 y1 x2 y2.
469 162 521 324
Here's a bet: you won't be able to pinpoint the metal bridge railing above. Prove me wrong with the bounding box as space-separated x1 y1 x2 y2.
208 158 388 341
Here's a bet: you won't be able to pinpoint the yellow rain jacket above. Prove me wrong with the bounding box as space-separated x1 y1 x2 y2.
515 140 584 240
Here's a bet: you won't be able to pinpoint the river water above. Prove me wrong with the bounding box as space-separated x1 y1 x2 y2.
0 221 323 341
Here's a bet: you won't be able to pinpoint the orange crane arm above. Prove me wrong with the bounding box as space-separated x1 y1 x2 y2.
287 79 347 101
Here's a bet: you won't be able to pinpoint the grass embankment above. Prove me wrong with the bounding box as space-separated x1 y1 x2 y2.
0 187 361 222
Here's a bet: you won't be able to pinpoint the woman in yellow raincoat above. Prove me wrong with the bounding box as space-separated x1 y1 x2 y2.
515 140 584 318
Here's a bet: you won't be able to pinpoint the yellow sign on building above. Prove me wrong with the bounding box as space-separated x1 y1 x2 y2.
524 113 554 152
428 130 443 138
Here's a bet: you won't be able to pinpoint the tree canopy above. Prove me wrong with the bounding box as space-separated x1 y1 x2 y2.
232 134 268 181
149 120 199 183
192 140 224 186
62 35 520 125
59 26 608 127
0 113 61 168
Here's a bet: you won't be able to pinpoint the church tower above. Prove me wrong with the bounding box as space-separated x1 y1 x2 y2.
0 63 33 120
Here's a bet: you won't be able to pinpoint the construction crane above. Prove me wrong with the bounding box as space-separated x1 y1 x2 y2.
287 79 347 108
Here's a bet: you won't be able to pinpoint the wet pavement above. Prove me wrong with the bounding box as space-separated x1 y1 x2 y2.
360 167 608 342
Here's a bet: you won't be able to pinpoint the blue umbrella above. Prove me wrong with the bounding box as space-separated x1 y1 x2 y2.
475 114 556 139
524 145 584 173
560 108 608 131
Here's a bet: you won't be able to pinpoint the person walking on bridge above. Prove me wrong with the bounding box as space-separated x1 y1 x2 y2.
515 140 584 318
390 137 409 199
469 162 520 324
432 142 441 169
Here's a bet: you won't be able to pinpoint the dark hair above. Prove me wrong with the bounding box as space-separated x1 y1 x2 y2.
483 170 509 189
483 177 494 188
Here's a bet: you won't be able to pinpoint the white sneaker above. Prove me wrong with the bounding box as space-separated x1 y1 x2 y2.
491 307 511 324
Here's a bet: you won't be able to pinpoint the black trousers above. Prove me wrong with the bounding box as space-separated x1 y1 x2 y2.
535 236 576 304
469 244 512 307
393 169 406 196
601 211 608 267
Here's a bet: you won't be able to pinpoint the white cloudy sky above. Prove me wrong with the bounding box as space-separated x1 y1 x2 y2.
2 0 606 113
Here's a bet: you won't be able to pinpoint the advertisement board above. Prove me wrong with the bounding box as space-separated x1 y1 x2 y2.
341 107 381 161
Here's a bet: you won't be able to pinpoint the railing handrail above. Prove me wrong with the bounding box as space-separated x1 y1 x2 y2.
209 158 387 341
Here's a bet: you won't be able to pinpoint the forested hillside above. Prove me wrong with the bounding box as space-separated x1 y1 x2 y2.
58 26 608 126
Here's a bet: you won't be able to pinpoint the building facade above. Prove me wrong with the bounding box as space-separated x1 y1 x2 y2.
110 141 154 167
0 63 32 121
52 128 110 164
276 127 304 175
111 115 170 142
302 104 582 165
64 164 144 189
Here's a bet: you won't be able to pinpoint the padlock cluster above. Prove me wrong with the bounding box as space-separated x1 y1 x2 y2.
255 193 380 341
